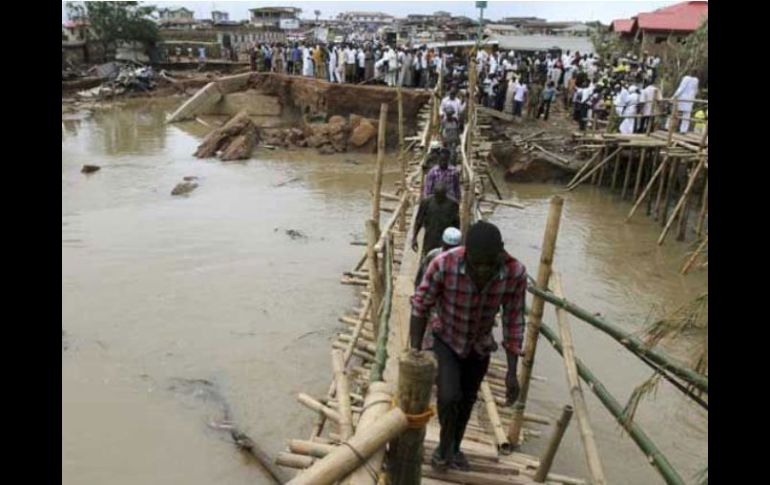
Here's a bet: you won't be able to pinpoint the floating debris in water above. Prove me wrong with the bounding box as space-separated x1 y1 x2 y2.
81 165 101 174
171 181 198 196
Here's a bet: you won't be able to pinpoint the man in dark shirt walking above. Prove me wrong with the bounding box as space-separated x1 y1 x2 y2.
410 221 527 471
412 183 460 257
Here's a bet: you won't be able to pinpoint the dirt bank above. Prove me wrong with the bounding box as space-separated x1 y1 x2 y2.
247 73 429 141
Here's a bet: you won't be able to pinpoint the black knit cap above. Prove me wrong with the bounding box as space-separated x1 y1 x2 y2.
466 221 503 256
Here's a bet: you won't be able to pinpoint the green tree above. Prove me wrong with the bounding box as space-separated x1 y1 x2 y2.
65 1 159 55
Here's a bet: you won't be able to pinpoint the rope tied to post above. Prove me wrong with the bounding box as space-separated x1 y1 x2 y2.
391 397 436 429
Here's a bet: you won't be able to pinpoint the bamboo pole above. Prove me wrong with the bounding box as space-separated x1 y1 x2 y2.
480 382 512 454
653 154 669 221
658 156 707 245
369 235 393 383
551 273 608 485
659 158 679 225
372 103 389 226
626 155 668 222
646 149 660 216
508 196 564 446
681 236 708 275
621 149 634 200
527 285 708 393
332 350 354 440
277 452 315 469
667 100 678 146
566 147 622 191
289 440 336 459
297 393 343 423
633 149 647 202
676 184 691 242
389 349 437 485
398 91 407 232
610 150 621 190
646 98 656 135
342 381 393 485
533 405 574 483
287 408 409 485
597 158 606 187
566 149 601 187
365 219 383 339
695 179 708 238
539 323 686 485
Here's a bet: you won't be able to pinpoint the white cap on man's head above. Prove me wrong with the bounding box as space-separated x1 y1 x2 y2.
442 227 462 247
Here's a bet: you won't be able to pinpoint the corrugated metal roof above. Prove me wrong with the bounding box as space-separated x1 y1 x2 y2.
490 34 594 53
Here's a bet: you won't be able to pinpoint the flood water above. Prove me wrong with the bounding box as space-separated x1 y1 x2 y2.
62 99 707 484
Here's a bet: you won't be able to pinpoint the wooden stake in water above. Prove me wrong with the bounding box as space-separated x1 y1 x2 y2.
508 196 564 446
533 405 574 483
551 273 608 485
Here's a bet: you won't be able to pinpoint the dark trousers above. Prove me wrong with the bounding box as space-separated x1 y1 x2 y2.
264 58 272 71
538 100 552 120
513 100 524 117
433 337 490 458
638 116 653 133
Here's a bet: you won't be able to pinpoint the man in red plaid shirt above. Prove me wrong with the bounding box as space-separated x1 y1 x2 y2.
410 221 527 471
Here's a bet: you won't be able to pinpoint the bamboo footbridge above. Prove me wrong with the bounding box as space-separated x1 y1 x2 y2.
269 60 707 485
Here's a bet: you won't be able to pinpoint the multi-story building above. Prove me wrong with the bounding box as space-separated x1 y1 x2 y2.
249 7 301 30
337 11 394 26
212 11 230 23
157 7 198 30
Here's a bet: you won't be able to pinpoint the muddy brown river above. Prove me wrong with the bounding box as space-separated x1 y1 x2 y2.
62 99 707 484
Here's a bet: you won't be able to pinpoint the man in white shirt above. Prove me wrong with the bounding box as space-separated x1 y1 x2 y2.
513 81 528 117
385 46 398 87
639 82 661 133
344 45 356 83
328 45 339 83
669 74 699 132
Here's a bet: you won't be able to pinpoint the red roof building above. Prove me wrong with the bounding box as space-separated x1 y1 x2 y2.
609 2 708 52
610 19 634 35
636 1 708 33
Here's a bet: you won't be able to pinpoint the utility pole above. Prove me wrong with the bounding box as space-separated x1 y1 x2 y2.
475 1 487 47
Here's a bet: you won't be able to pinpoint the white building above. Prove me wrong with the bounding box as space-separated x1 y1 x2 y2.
337 11 394 26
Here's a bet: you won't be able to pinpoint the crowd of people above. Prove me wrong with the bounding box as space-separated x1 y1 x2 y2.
246 42 450 88
470 48 704 134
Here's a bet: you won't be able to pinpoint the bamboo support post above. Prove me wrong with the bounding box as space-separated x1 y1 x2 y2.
567 147 622 191
372 103 388 226
659 158 679 225
365 220 383 339
653 155 669 221
658 156 707 245
480 382 512 454
533 405 574 483
398 88 407 232
695 179 708 238
647 98 656 135
566 149 601 187
667 100 678 146
626 155 668 222
676 186 691 242
508 196 564 446
341 382 394 485
551 273 608 485
621 150 634 200
681 236 708 275
527 285 708 393
610 150 621 190
287 407 409 485
539 323 686 485
369 236 393 383
633 149 647 201
332 350 354 440
646 149 660 216
389 350 437 485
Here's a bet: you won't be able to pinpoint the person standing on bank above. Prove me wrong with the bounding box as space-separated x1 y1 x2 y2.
410 221 526 471
412 183 460 257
